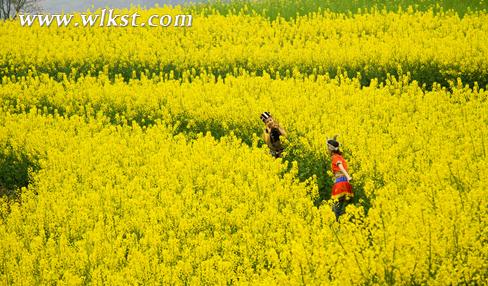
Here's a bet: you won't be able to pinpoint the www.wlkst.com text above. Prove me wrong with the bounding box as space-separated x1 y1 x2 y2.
19 9 193 27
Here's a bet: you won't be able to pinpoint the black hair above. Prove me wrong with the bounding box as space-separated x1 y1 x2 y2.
327 139 339 148
327 139 342 155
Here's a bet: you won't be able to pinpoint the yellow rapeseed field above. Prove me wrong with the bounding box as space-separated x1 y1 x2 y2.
1 7 488 86
0 5 487 285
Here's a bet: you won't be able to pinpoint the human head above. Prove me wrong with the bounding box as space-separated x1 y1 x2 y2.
327 136 340 155
260 112 275 127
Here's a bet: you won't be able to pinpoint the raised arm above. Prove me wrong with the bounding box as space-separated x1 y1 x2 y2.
264 128 271 144
278 126 287 137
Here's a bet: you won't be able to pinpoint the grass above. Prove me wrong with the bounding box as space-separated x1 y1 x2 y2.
189 0 488 19
0 144 39 198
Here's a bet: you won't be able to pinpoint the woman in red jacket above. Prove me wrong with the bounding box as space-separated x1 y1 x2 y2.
327 136 353 220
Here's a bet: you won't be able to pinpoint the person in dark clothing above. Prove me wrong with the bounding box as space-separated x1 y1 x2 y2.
260 112 287 158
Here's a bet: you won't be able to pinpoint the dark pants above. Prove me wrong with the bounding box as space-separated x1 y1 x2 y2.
270 149 283 158
332 196 351 221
